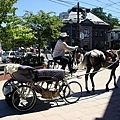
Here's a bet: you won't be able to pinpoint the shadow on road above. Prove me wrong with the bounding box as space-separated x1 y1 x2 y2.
0 98 51 118
95 76 120 120
1 76 120 119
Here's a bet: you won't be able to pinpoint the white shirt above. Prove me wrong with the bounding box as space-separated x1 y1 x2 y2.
53 39 76 58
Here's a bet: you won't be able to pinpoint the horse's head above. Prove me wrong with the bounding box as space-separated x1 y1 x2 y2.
72 48 84 64
106 49 118 61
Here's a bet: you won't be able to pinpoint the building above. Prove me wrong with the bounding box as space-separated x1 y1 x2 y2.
107 28 120 49
60 7 110 50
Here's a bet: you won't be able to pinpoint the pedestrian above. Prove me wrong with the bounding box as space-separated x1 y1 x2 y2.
53 32 78 73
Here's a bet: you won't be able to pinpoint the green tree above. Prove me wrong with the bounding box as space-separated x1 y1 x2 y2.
0 0 18 49
107 13 119 29
0 0 17 25
91 7 120 29
22 10 64 64
91 7 107 21
1 14 34 50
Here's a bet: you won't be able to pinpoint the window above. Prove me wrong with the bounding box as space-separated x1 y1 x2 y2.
95 31 98 37
118 34 120 40
10 52 15 55
111 32 115 39
100 31 104 37
84 28 89 38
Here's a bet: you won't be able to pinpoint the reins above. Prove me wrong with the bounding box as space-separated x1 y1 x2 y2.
65 57 119 80
65 49 119 80
76 59 119 79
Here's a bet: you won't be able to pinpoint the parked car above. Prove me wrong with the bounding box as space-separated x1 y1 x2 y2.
1 51 22 63
0 50 4 63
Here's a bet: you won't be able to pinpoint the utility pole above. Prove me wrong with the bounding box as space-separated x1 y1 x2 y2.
69 19 73 46
77 2 80 47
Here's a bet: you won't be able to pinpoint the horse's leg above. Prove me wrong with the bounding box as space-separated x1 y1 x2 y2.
106 67 118 91
106 69 114 91
85 66 91 93
113 61 119 88
90 66 101 92
113 71 118 88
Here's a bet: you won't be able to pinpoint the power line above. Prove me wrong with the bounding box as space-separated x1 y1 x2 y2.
74 0 120 21
49 0 120 15
48 0 71 7
96 0 116 7
48 0 120 21
56 0 75 6
96 0 120 11
95 0 120 21
76 0 120 13
108 0 120 8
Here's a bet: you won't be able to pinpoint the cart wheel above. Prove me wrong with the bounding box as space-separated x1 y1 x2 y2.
5 89 20 108
59 81 68 99
2 79 14 95
12 85 36 112
2 79 22 96
5 93 13 108
63 81 82 104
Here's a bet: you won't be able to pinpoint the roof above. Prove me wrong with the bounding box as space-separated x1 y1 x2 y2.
61 11 109 26
108 28 120 32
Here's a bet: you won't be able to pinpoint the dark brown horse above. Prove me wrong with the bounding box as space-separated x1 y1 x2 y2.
78 49 119 93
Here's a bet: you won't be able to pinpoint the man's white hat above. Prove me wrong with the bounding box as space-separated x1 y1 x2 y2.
60 32 69 37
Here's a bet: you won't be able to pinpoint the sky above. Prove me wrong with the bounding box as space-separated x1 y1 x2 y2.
13 0 120 21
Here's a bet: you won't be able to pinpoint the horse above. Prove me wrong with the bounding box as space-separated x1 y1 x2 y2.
77 49 119 93
116 49 120 59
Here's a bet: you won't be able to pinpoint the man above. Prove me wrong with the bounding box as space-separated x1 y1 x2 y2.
53 32 78 72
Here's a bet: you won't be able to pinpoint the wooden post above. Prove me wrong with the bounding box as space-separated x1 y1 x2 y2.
77 2 80 47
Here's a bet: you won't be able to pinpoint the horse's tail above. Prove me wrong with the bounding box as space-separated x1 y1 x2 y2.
78 52 89 69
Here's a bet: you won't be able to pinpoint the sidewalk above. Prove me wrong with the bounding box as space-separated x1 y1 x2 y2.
0 66 120 120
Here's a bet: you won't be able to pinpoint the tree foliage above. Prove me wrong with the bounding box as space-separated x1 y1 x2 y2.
23 10 63 46
91 7 120 29
0 0 64 50
2 1 120 51
22 10 64 63
0 0 17 25
0 0 18 50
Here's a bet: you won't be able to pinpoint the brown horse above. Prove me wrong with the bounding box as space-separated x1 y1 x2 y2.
78 49 119 93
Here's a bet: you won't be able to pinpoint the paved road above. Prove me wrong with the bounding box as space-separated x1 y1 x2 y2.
0 66 120 120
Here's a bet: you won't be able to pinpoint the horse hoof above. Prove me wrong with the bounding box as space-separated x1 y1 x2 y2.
106 87 109 92
92 88 95 92
87 90 90 93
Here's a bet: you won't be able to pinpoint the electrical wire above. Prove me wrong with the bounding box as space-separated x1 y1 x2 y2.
108 0 120 8
96 0 120 11
48 0 120 21
74 0 120 21
95 0 120 20
56 0 75 5
48 0 71 7
76 0 120 14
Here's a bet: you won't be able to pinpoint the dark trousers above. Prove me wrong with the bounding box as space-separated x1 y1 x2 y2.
53 56 72 71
